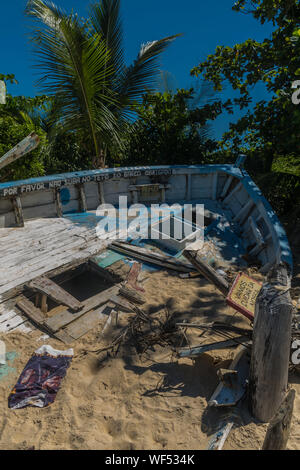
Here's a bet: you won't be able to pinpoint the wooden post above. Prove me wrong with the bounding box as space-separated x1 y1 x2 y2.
98 182 105 205
54 189 63 218
41 294 48 314
249 263 293 422
262 389 295 450
78 184 87 212
183 249 229 296
11 196 24 227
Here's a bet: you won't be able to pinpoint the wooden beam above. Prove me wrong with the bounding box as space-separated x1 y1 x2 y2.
262 389 295 450
16 295 48 326
110 241 195 273
177 337 249 359
109 294 133 313
249 264 293 422
220 175 234 199
54 189 63 218
41 294 48 314
98 182 105 205
27 276 82 311
223 182 243 206
183 249 229 296
212 173 218 200
0 132 40 170
78 183 87 212
64 304 109 340
11 196 24 227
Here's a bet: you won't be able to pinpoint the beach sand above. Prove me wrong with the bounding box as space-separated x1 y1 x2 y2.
0 252 299 450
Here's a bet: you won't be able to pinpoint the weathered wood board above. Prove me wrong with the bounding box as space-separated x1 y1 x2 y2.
44 284 120 332
110 241 195 273
64 304 110 340
16 296 48 326
28 276 82 311
178 337 248 359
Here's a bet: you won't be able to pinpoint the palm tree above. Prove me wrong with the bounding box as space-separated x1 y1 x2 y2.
26 0 180 168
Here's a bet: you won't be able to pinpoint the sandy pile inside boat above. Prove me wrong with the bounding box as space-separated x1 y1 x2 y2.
0 267 299 451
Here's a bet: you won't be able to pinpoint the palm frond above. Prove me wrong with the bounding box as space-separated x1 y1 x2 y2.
89 0 124 74
26 0 121 157
116 34 182 118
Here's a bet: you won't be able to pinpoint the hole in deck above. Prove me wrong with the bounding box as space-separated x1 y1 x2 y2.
56 270 113 303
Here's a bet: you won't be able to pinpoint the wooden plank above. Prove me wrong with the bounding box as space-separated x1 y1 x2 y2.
27 276 82 311
110 241 195 273
11 321 32 334
0 309 19 324
0 132 40 170
78 184 87 212
54 189 63 218
262 389 295 450
183 249 229 296
119 286 145 305
98 182 105 204
249 264 293 422
16 295 48 326
223 182 243 205
212 173 218 200
208 345 250 407
0 314 26 333
109 294 133 313
207 422 234 450
233 199 254 224
53 329 76 345
177 337 248 359
11 196 24 227
44 284 120 332
65 304 109 340
220 175 234 199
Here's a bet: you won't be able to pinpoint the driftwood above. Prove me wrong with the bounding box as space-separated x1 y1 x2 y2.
183 249 229 296
262 389 295 450
249 263 293 422
119 286 145 305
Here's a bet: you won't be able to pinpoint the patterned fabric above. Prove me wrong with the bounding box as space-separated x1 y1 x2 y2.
8 345 73 409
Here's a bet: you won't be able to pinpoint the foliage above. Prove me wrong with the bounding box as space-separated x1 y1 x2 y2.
0 114 47 182
43 131 93 174
25 0 180 168
109 89 220 166
192 0 300 172
0 72 48 182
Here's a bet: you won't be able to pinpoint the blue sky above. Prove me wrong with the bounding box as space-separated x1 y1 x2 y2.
1 0 274 137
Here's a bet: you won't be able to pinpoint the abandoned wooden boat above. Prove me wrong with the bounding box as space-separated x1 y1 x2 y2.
0 162 293 341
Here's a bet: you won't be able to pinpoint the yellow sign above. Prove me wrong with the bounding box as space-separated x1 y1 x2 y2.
227 273 263 321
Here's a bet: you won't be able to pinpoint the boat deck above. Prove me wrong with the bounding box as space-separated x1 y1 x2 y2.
0 214 107 303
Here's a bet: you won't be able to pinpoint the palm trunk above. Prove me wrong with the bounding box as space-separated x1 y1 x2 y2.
92 146 107 169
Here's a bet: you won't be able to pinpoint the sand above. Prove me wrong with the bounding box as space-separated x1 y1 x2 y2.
0 255 299 450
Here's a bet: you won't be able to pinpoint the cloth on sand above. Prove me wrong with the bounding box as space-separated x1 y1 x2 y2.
8 345 73 409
